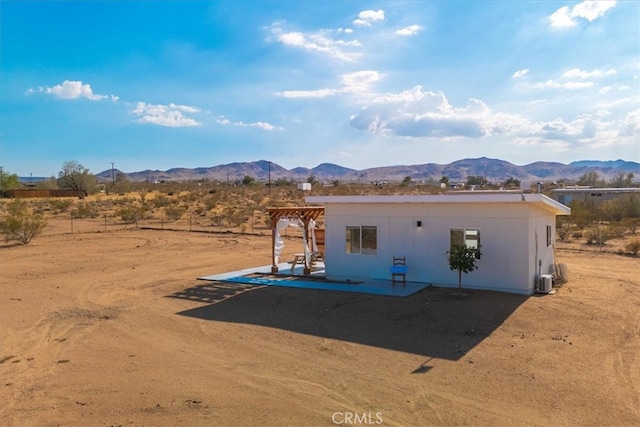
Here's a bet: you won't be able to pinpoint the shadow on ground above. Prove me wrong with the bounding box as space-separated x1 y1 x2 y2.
168 282 528 361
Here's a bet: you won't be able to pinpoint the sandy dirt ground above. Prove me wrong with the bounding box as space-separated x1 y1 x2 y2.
1 225 639 426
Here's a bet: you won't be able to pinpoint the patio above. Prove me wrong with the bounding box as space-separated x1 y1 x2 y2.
197 262 431 297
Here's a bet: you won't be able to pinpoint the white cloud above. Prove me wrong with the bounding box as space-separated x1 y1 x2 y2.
38 80 116 101
549 1 617 28
341 70 385 93
512 69 530 78
131 102 200 127
561 68 617 79
219 116 282 130
353 10 385 27
276 70 384 99
549 6 577 28
395 25 423 36
537 80 595 90
524 67 617 92
268 23 361 62
348 85 637 152
572 0 617 21
276 89 340 99
618 109 640 137
350 86 492 138
234 121 283 131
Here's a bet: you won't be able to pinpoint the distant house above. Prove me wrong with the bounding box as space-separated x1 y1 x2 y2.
550 187 640 206
305 192 571 295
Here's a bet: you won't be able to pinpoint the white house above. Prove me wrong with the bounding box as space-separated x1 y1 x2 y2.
305 192 571 295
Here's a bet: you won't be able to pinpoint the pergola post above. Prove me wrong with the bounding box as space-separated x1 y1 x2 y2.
302 218 311 275
271 217 278 273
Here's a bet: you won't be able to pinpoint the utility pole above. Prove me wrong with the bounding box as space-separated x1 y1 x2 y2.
111 162 115 186
268 160 271 195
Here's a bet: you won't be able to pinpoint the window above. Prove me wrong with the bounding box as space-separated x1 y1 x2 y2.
450 228 481 259
546 225 552 247
346 226 377 255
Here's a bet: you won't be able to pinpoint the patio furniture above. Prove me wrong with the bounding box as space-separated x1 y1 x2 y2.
290 253 306 273
391 256 407 286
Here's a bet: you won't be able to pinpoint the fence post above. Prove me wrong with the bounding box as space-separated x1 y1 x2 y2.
104 214 107 232
70 215 74 235
189 214 192 232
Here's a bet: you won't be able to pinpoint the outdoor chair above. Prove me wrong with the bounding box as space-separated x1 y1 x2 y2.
390 256 407 286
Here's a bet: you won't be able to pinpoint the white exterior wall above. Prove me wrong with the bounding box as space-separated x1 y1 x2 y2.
322 202 557 295
527 210 558 293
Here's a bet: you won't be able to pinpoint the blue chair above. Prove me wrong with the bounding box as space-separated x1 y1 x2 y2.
390 256 407 286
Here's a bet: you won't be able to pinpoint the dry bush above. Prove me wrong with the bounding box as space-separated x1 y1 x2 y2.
0 199 47 244
625 239 640 256
557 223 574 241
71 202 98 219
164 205 186 221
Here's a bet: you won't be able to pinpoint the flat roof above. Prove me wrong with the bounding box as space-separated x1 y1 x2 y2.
550 187 640 194
306 192 571 215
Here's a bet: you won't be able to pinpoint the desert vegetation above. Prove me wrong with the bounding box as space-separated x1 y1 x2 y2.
1 163 639 254
0 182 638 257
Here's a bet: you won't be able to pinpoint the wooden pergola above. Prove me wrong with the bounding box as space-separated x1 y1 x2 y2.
267 206 325 275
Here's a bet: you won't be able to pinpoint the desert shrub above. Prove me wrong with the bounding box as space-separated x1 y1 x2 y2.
585 225 614 246
569 200 597 228
71 202 98 219
117 205 146 224
607 224 626 240
557 223 574 242
0 199 47 244
625 240 640 256
221 206 253 227
153 194 172 208
49 199 73 214
208 213 225 226
179 191 202 203
620 218 640 234
164 205 186 221
202 195 218 211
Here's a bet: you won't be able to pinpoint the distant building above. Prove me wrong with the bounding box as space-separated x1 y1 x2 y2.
550 187 640 205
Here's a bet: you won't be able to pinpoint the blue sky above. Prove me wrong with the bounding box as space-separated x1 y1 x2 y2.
1 1 638 177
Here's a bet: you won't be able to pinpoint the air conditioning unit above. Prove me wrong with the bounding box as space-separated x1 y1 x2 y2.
537 274 553 293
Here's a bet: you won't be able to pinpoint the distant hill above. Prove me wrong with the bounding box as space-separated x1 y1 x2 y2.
569 160 639 172
96 157 640 184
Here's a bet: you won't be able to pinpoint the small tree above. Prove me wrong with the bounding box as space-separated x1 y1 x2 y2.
0 199 47 244
446 244 481 295
503 177 521 189
58 160 96 196
242 175 256 186
0 169 20 191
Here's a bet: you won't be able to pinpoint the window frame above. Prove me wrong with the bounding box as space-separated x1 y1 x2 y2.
346 225 377 255
450 228 481 259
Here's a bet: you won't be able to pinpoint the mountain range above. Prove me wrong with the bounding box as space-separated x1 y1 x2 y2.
96 157 640 185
